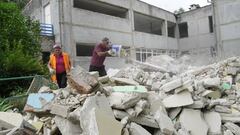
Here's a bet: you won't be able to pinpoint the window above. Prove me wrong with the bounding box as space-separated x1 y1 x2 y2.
208 16 214 33
178 22 188 38
167 21 176 38
73 0 128 18
135 48 178 62
134 12 165 36
44 3 51 24
76 43 95 56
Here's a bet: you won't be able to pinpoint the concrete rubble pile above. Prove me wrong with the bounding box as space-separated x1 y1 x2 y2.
1 57 240 135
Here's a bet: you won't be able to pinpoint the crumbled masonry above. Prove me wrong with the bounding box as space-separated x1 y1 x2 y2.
2 56 240 135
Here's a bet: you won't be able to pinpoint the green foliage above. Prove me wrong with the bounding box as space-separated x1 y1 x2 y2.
174 8 185 14
0 2 47 97
0 0 29 9
0 98 14 112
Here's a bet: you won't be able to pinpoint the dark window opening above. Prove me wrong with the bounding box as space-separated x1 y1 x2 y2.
73 0 128 18
134 12 164 35
178 22 188 38
208 16 214 33
167 21 176 38
76 43 95 56
42 52 50 64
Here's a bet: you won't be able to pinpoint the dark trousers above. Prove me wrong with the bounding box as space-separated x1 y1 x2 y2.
89 65 107 77
56 71 67 88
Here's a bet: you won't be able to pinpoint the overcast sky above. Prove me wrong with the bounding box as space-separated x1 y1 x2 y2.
140 0 210 12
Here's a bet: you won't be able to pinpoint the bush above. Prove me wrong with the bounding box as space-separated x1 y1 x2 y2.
0 2 47 97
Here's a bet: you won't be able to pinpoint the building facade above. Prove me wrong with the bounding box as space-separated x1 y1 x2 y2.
23 0 240 69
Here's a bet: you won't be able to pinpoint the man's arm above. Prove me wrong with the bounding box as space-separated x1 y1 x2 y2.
96 51 109 56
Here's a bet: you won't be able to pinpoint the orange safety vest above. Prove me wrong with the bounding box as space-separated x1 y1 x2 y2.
49 52 71 82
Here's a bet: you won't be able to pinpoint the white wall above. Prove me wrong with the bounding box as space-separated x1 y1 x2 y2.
178 6 215 51
214 0 240 57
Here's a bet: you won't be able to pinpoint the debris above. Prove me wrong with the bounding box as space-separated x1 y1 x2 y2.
154 110 176 134
224 122 240 135
179 109 208 135
204 111 222 135
67 66 98 94
162 91 194 108
129 122 151 135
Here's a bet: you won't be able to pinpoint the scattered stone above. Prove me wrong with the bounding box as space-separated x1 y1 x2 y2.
203 77 221 88
160 78 183 92
204 111 221 135
163 91 194 108
179 109 208 135
155 110 176 134
215 106 232 114
129 123 151 135
224 122 240 135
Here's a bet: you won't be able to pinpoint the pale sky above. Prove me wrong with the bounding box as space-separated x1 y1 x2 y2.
140 0 210 12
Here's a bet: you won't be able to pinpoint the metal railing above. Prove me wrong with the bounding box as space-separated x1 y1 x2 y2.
40 23 54 37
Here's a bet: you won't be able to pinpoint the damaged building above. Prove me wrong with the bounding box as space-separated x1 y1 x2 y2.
23 0 240 69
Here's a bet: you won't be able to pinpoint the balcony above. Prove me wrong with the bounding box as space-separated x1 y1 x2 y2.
40 23 54 37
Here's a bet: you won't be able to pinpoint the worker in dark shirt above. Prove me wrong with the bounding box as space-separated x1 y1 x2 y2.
89 37 114 76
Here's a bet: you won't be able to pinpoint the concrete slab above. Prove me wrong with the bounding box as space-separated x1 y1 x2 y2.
186 100 206 109
54 116 82 135
179 109 208 135
112 77 139 85
112 86 147 93
204 111 221 135
203 77 221 88
50 104 70 118
162 91 194 108
113 109 159 128
108 92 147 110
129 123 151 135
220 113 240 123
168 108 182 120
160 78 183 92
224 122 240 135
67 66 98 94
155 110 176 134
0 112 23 128
202 90 221 99
215 105 232 114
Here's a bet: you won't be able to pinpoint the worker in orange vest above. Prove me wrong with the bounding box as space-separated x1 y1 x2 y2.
48 43 71 88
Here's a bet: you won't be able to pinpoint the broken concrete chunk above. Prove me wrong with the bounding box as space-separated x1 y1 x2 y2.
129 123 151 135
168 108 182 120
215 105 232 114
154 110 176 135
98 75 109 83
178 128 191 135
89 71 99 79
202 90 222 99
0 112 23 129
67 66 98 94
54 116 82 135
108 92 147 110
224 130 234 135
50 104 70 118
112 86 147 93
220 113 240 123
160 78 183 92
112 77 139 85
79 95 121 135
204 111 221 135
224 122 240 135
113 109 159 128
186 100 206 109
134 100 148 116
203 77 221 88
179 109 208 135
163 91 194 108
226 67 239 75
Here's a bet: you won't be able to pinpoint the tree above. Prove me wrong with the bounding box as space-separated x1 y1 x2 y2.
0 2 46 97
174 8 185 14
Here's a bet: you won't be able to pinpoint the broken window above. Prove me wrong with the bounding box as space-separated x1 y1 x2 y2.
73 0 128 18
208 16 214 33
167 21 176 38
178 22 188 38
134 12 164 35
76 43 95 56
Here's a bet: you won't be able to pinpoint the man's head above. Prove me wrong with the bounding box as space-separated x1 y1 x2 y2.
101 37 110 47
53 43 62 56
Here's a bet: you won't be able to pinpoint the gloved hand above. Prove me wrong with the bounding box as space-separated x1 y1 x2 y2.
107 50 116 56
49 68 55 75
